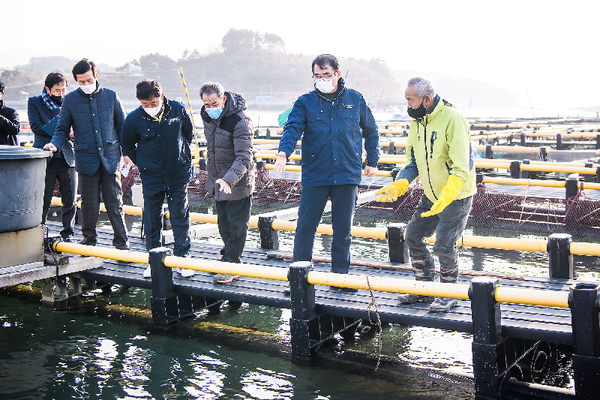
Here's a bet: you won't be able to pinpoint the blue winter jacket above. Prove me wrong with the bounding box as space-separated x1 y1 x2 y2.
51 84 125 176
28 94 75 167
278 80 380 186
121 97 194 188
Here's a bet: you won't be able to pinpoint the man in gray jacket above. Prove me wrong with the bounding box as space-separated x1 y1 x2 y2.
200 82 254 284
44 59 129 250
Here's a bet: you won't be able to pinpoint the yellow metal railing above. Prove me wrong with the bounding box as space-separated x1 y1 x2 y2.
51 241 571 308
50 198 600 256
254 150 600 177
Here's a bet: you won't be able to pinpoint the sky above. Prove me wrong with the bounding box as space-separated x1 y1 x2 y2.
2 0 599 112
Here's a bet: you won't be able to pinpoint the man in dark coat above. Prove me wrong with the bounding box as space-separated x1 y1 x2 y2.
200 82 255 284
0 80 20 146
29 72 77 241
44 59 129 250
122 80 194 278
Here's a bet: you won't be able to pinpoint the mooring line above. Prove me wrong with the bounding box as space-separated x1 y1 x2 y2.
365 275 383 372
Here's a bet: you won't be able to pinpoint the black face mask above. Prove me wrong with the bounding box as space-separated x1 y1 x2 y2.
407 100 427 120
50 94 64 106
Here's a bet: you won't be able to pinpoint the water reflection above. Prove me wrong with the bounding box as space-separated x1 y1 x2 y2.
241 368 294 399
187 353 227 399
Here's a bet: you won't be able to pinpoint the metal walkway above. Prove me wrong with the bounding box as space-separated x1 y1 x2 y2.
45 221 574 345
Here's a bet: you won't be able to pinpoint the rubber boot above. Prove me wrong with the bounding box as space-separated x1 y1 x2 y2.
398 257 435 304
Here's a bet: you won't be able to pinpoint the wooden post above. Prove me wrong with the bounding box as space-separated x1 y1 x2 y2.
149 247 179 326
387 223 409 264
258 216 279 250
470 277 502 400
485 145 493 159
387 141 395 154
288 261 317 361
509 161 521 179
565 175 578 199
547 233 573 280
570 282 600 400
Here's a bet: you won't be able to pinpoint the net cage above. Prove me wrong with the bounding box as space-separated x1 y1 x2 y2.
107 165 600 243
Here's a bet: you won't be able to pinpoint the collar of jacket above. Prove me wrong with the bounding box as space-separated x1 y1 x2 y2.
418 94 442 126
141 96 171 122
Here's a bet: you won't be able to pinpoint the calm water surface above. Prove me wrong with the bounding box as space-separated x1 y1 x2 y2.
3 188 597 399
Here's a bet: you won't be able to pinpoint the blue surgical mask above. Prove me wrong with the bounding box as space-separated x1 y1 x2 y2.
206 107 222 120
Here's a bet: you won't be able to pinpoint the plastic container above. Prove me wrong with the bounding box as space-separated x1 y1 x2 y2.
0 145 52 233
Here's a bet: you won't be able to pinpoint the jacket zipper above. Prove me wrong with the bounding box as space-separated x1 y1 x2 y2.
421 117 438 201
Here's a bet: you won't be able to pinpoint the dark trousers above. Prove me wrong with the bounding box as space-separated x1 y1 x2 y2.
143 184 191 257
42 157 77 239
215 195 252 263
79 166 129 249
293 184 358 274
405 194 473 283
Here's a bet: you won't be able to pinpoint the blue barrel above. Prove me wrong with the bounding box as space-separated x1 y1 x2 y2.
0 145 52 233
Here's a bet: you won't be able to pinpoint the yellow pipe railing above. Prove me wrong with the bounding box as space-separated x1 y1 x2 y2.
51 242 571 308
165 255 289 281
54 241 150 264
255 150 600 176
51 198 600 256
482 177 566 188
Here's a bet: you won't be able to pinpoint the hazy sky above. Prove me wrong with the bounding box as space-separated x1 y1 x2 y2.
2 0 599 111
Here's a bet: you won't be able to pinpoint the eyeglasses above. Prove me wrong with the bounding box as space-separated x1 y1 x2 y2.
50 88 66 95
313 72 335 80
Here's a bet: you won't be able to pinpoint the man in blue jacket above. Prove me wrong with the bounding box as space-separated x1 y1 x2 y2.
122 80 194 278
275 54 379 290
44 59 129 250
29 72 77 241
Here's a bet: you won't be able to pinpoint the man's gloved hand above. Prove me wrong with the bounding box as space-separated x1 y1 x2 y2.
375 179 409 202
421 175 464 218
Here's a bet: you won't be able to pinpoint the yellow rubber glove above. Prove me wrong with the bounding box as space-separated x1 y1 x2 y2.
421 175 464 217
375 179 409 202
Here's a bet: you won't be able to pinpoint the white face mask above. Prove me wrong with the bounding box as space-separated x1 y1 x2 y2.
315 78 336 94
144 105 162 117
79 81 96 95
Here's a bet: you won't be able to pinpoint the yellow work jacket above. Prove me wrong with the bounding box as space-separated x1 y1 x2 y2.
399 98 476 203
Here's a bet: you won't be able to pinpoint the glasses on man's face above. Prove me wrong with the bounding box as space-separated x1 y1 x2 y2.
313 72 335 80
51 89 66 96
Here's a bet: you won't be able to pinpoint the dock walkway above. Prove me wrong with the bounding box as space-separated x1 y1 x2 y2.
34 218 600 398
44 221 573 345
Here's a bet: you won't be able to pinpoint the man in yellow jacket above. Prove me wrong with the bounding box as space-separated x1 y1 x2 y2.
376 77 476 312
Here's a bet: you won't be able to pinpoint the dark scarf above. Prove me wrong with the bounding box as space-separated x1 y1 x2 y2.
41 87 60 110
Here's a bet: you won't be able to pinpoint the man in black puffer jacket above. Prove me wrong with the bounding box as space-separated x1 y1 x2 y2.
122 80 194 278
0 80 20 146
200 82 254 284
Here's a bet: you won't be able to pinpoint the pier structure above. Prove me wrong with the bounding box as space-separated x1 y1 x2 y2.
13 216 595 400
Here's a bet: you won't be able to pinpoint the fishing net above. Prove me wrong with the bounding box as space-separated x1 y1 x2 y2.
111 163 600 243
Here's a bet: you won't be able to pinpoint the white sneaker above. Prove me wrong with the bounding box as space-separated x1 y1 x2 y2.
180 268 195 278
143 266 151 278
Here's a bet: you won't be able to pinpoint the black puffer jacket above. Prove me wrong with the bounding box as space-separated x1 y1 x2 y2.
201 92 254 201
122 97 193 188
0 100 20 145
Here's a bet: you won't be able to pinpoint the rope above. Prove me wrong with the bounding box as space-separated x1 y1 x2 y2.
365 275 383 372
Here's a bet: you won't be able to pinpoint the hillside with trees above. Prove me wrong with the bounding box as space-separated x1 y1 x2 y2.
0 28 518 114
